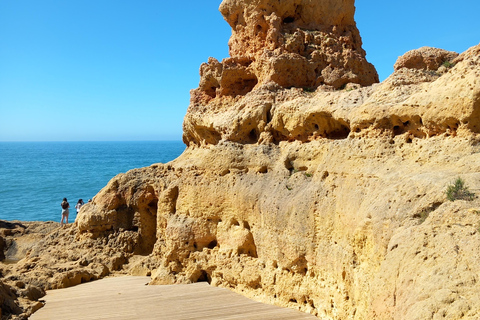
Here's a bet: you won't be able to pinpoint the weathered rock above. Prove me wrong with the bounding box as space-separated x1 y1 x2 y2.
0 236 5 261
0 221 58 263
394 46 459 71
0 280 22 318
20 285 44 301
184 43 480 146
0 221 134 319
192 0 378 107
67 43 480 319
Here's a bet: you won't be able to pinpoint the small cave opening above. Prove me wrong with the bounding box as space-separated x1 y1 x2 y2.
257 166 268 174
197 270 212 284
393 125 404 136
135 198 159 256
207 240 218 249
206 86 217 98
283 16 295 24
284 158 294 172
248 129 259 143
326 125 351 140
266 105 273 124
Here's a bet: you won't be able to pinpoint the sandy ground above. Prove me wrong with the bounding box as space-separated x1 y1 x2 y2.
30 276 316 320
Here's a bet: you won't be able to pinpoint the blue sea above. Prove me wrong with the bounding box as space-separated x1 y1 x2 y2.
0 141 185 222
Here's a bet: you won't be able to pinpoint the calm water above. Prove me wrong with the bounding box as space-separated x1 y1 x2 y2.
0 141 185 222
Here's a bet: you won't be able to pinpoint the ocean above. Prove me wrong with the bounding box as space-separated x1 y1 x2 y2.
0 141 185 222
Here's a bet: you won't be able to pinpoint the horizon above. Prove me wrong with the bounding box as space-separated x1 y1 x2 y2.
1 1 479 142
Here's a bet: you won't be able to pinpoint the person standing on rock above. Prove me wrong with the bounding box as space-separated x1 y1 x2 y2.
75 199 84 215
60 198 70 226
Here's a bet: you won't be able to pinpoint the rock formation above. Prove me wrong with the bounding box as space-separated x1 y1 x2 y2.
192 0 378 107
0 221 135 319
394 47 459 72
2 1 480 319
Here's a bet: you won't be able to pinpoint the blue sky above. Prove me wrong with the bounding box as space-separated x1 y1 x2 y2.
0 1 478 142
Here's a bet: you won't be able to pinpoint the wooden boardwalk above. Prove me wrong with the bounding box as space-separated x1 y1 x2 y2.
31 276 316 320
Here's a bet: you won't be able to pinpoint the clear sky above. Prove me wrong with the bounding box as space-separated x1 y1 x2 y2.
0 1 479 142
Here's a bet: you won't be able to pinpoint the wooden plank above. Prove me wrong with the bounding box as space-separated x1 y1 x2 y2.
30 276 317 320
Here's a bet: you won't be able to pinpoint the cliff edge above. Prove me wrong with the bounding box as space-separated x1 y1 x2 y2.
2 1 480 319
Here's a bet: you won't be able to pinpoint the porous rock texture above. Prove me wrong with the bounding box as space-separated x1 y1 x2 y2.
2 1 480 319
0 221 133 319
80 42 480 319
193 0 378 106
394 47 459 72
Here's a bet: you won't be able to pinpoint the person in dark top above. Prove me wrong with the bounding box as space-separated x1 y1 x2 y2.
60 198 69 226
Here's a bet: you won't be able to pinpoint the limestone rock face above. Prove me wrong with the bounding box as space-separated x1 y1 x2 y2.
184 42 480 147
394 46 459 72
193 0 378 107
65 43 480 319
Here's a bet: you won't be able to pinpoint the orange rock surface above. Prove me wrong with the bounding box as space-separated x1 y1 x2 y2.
192 0 378 108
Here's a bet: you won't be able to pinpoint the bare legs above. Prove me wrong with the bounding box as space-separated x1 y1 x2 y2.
61 212 69 226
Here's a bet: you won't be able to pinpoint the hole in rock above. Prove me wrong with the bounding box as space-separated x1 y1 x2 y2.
207 240 218 249
283 16 295 24
321 171 329 180
266 105 272 124
393 125 404 136
258 166 268 174
284 159 294 171
249 129 258 143
326 125 350 140
136 198 159 255
197 270 212 284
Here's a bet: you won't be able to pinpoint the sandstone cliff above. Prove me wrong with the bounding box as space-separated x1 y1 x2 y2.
2 1 480 319
192 0 378 108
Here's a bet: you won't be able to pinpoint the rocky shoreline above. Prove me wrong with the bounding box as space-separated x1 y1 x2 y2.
0 220 138 320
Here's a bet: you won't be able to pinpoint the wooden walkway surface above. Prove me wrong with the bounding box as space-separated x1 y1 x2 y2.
31 276 316 320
